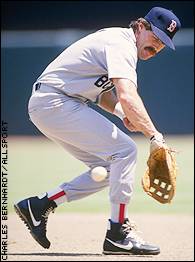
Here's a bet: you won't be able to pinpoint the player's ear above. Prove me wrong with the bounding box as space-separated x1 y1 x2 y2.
137 22 145 34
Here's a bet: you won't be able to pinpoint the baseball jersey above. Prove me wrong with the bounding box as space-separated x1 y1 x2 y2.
36 27 138 102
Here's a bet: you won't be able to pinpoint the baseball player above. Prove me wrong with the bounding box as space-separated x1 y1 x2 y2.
14 7 181 255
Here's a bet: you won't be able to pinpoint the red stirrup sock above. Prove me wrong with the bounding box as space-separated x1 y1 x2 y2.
47 187 67 206
111 203 128 223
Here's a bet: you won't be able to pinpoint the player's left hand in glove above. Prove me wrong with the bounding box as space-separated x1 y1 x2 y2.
142 134 178 204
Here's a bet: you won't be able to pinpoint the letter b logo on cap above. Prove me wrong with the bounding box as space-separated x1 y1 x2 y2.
167 20 177 32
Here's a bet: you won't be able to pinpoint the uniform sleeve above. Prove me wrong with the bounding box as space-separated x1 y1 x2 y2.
105 42 138 87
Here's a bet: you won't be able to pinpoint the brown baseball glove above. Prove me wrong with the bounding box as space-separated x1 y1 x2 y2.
142 147 178 204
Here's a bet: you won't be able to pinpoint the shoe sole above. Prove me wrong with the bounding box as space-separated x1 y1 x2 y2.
14 204 50 249
103 250 160 255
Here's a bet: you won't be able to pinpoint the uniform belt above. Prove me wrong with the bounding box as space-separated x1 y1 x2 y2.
33 82 90 104
35 82 41 91
34 83 60 93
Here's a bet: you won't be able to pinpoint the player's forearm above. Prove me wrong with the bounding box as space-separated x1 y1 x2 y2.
114 79 160 138
121 93 158 138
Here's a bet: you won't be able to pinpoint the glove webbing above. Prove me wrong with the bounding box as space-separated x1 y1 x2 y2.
147 173 174 203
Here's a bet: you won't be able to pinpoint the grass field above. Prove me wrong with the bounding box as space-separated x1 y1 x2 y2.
8 135 194 214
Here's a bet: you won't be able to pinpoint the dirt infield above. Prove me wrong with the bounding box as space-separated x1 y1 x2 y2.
7 213 194 261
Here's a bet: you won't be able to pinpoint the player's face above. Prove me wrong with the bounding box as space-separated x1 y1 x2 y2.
136 26 165 60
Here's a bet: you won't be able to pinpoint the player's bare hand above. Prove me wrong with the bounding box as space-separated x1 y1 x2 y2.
123 117 138 132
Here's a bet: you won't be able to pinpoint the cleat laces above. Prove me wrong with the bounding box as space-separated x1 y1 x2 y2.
122 220 145 245
41 206 56 232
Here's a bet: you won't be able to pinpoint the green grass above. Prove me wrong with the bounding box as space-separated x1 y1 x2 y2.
8 135 194 214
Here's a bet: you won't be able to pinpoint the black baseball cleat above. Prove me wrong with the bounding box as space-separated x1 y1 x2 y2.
103 219 160 255
14 194 57 249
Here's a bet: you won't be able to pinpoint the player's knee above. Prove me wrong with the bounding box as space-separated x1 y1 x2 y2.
107 138 137 163
130 140 137 157
110 140 137 164
122 139 137 160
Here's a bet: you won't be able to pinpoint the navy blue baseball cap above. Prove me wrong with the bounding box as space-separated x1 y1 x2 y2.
144 7 181 50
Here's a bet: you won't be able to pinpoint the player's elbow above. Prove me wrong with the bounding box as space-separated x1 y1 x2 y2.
119 94 135 111
118 93 129 104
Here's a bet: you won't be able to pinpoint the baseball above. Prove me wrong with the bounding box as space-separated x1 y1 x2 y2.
91 166 108 182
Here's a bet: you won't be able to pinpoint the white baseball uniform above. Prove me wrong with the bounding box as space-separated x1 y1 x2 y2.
28 27 138 204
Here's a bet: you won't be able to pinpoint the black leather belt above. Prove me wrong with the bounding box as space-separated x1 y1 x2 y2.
35 83 41 91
